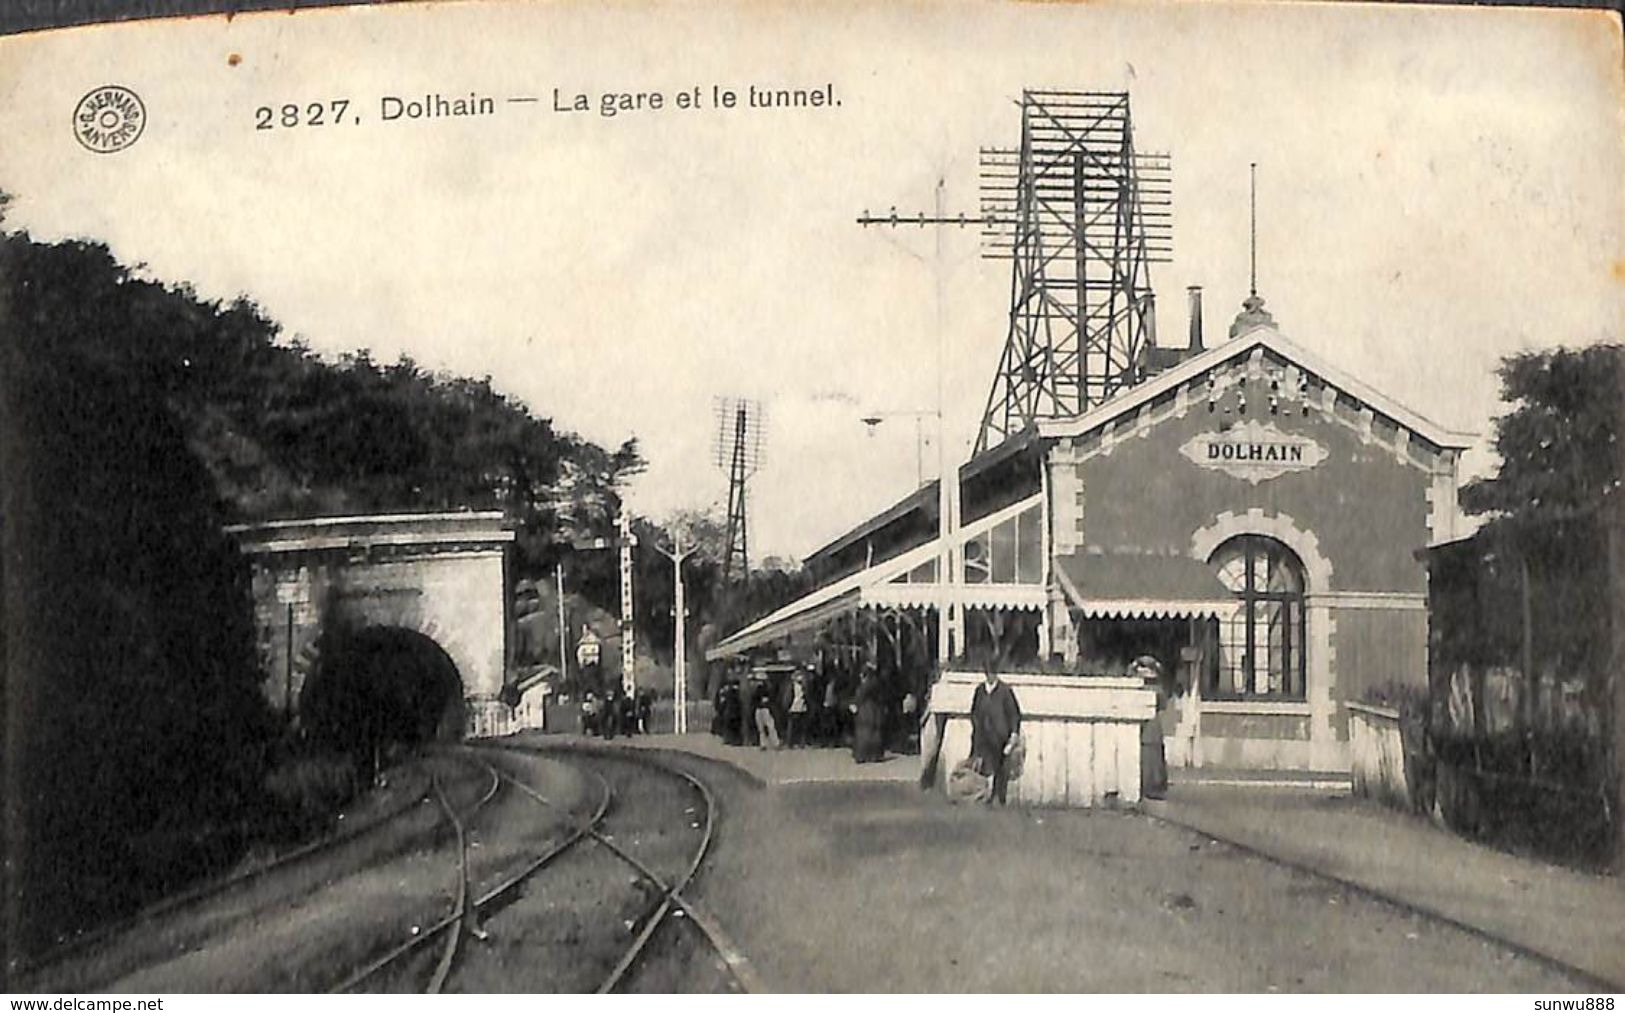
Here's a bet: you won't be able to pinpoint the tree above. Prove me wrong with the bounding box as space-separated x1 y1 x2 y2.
0 220 652 955
1461 344 1623 526
1457 342 1625 872
2 228 279 955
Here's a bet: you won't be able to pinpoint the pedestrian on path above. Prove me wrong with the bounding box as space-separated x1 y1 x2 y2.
969 657 1021 805
820 671 840 745
1133 654 1168 800
785 667 811 747
752 674 781 750
852 664 886 763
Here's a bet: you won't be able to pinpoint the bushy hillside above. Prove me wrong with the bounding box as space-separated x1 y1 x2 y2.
0 218 643 960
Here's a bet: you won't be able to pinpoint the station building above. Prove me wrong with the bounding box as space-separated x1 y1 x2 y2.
708 295 1471 774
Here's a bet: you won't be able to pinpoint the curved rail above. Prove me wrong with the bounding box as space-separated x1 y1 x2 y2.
329 754 609 993
484 743 757 994
15 757 440 985
424 776 470 995
583 756 719 993
333 744 756 995
324 758 504 993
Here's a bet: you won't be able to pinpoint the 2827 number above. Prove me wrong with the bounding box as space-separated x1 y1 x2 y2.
255 99 352 130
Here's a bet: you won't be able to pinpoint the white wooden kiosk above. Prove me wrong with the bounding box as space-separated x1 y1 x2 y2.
931 671 1156 806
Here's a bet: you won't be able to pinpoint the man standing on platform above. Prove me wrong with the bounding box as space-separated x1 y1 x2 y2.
751 672 781 750
970 656 1022 805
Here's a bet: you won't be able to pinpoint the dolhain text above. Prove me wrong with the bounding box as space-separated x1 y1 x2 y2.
381 93 496 121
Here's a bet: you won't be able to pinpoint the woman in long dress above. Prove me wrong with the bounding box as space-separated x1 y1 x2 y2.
852 667 886 763
1132 655 1169 799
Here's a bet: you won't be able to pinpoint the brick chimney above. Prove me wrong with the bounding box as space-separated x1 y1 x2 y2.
1187 285 1204 351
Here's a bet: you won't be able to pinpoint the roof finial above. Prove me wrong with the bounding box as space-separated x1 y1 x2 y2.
1230 161 1276 339
1249 162 1258 298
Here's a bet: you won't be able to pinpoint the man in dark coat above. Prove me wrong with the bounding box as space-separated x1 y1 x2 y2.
600 686 622 740
852 664 886 763
970 658 1022 805
713 679 743 745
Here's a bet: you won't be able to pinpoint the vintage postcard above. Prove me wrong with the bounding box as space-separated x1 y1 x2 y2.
1 0 1622 997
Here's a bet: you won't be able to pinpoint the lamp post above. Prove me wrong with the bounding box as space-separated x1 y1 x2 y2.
860 408 937 489
555 562 568 687
651 532 698 734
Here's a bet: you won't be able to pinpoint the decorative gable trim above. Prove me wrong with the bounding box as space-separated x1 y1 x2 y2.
1038 326 1473 456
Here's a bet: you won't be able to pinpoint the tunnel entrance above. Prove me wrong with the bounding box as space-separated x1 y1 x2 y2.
300 626 466 758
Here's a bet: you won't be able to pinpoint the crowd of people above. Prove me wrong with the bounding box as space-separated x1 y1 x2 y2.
568 662 655 740
709 658 923 762
559 646 1167 804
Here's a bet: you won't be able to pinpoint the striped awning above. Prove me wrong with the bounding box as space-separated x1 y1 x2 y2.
863 582 1045 612
1055 551 1234 620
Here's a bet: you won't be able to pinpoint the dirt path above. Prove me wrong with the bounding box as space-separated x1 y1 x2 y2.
683 776 1592 992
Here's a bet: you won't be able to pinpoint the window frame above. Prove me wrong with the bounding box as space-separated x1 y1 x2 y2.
1205 535 1307 702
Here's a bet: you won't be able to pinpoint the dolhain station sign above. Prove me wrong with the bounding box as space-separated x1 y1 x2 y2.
1180 420 1328 484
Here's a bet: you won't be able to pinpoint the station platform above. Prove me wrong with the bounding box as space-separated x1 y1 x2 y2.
530 731 1356 792
532 732 920 786
507 728 1621 989
1145 783 1625 990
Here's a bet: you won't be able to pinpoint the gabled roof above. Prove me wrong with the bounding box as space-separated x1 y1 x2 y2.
1038 324 1475 451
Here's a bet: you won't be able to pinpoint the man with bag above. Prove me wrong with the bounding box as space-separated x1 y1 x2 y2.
969 656 1022 805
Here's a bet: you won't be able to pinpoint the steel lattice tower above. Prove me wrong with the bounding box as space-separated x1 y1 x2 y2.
974 90 1171 452
712 397 764 583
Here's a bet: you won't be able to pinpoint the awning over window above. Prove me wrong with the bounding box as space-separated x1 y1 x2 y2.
1055 551 1234 620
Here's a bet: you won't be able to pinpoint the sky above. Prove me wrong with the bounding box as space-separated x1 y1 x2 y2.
1 0 1620 561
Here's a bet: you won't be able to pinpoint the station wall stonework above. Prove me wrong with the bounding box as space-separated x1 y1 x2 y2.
1042 341 1454 771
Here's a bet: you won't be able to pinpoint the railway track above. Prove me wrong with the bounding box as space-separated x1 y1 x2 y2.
334 744 757 994
16 751 497 991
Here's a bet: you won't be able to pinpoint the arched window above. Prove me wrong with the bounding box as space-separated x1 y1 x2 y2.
1206 535 1306 700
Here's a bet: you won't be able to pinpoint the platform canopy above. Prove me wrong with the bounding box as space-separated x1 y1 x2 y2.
707 492 1047 661
1055 550 1234 620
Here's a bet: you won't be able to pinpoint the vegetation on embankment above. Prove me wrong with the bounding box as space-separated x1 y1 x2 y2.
0 211 644 964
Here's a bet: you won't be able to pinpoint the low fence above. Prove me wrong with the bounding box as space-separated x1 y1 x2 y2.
468 692 713 739
929 671 1155 807
1422 515 1619 868
1348 703 1409 807
466 698 517 738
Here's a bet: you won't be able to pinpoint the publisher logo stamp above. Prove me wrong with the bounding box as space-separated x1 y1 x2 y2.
74 85 146 153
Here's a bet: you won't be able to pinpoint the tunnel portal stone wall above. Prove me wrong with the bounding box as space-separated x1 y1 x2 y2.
229 512 514 738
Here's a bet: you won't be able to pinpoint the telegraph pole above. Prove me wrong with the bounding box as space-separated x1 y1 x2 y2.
618 510 637 695
859 178 960 666
934 177 960 667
